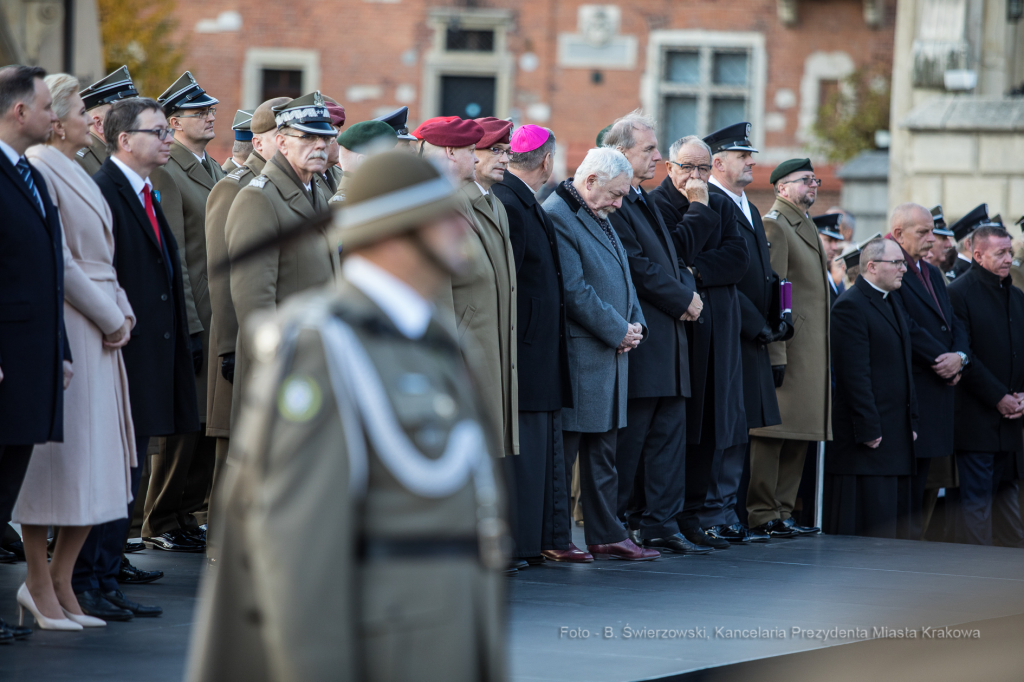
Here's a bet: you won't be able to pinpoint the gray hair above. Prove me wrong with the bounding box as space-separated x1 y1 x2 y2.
602 109 657 151
668 135 711 161
232 139 254 158
44 73 81 121
860 237 890 266
510 128 555 172
575 147 633 184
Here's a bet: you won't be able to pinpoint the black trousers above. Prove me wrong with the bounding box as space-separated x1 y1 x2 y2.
503 410 572 558
956 451 1024 547
73 433 149 593
563 429 625 546
0 444 34 525
701 442 747 528
615 396 687 539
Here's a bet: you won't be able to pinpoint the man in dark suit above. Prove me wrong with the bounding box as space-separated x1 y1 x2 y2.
491 126 590 564
0 65 66 641
704 123 783 543
604 115 717 555
887 203 970 537
652 135 750 550
73 97 200 621
826 238 918 539
948 225 1024 547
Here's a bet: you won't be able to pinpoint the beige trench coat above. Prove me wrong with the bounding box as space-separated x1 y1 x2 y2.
13 145 137 526
749 196 832 442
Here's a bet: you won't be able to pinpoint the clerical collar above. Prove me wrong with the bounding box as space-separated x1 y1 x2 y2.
864 277 890 299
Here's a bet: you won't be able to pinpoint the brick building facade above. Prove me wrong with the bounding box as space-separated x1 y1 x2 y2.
169 0 895 209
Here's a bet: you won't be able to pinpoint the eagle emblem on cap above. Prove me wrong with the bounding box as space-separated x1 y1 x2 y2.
313 91 325 107
745 123 751 136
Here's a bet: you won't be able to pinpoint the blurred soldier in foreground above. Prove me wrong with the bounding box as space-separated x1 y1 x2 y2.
187 151 507 681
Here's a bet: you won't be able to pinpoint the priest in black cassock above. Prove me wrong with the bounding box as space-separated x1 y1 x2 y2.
825 238 919 539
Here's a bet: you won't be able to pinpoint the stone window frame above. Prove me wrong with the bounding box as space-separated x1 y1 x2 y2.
642 30 767 152
420 8 514 120
241 48 320 110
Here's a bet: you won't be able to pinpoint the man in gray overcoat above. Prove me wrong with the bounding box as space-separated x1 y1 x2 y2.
543 148 658 561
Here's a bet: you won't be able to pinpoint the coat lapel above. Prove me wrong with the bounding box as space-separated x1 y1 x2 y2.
900 263 945 320
109 163 161 252
866 286 901 335
0 151 45 220
267 156 317 221
170 141 215 191
637 186 681 277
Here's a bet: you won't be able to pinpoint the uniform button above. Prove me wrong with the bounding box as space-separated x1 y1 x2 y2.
161 294 168 301
940 326 947 331
163 332 170 339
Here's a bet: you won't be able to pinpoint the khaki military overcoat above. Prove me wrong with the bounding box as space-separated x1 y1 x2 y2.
748 196 832 442
225 152 339 427
186 285 507 682
74 132 107 175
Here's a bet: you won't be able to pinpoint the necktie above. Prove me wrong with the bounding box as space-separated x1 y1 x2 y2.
142 185 162 247
15 157 45 215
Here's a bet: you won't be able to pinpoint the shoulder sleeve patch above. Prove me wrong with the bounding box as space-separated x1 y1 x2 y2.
329 193 344 204
248 174 269 189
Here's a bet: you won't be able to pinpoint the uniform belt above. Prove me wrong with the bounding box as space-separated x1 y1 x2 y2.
358 537 479 561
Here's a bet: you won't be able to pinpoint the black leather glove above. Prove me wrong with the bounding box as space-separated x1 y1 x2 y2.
755 324 775 345
772 365 786 388
190 333 203 374
220 353 235 383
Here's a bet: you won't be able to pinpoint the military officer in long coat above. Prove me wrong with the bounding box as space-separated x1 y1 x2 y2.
142 72 226 552
225 92 341 430
75 66 138 175
186 151 507 682
747 159 831 538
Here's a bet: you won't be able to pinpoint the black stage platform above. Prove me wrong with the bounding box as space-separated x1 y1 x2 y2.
2 530 1022 681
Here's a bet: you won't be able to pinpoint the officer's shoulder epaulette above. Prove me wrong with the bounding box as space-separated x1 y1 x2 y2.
248 174 269 189
764 210 780 221
227 166 251 181
328 193 344 204
75 148 88 158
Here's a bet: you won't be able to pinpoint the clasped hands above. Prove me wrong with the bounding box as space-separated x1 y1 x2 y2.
997 393 1024 419
931 352 963 386
680 292 703 322
617 323 643 355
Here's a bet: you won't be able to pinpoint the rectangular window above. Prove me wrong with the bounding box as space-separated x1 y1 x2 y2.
261 69 303 101
440 75 496 118
445 28 495 52
656 46 753 149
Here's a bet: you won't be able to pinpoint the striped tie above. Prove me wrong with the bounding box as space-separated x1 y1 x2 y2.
15 157 45 215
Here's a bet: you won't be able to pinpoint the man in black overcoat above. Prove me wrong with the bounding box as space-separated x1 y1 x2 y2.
604 116 718 554
825 239 919 539
491 126 590 564
651 136 749 550
73 98 200 620
948 225 1024 547
0 66 70 593
704 123 782 543
886 204 970 537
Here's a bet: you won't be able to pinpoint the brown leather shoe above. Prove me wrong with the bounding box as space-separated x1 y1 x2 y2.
541 543 594 563
587 539 659 561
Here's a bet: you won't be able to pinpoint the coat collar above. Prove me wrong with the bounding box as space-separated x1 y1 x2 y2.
855 275 902 334
771 195 821 254
168 139 215 190
969 260 1013 289
267 151 319 219
102 157 162 251
242 151 266 176
554 180 620 260
27 144 111 225
497 169 538 208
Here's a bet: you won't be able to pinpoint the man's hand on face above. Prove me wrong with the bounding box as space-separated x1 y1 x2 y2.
683 178 709 206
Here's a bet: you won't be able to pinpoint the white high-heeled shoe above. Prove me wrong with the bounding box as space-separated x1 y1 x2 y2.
61 607 106 628
16 583 83 631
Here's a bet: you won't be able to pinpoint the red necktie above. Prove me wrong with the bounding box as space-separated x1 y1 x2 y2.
142 185 162 247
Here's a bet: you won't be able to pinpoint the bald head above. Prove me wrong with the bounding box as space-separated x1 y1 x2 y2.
889 202 935 261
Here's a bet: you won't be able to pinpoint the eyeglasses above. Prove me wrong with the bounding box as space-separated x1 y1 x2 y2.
870 259 908 270
779 176 823 188
175 107 217 120
485 146 510 158
280 132 328 143
127 128 174 141
669 161 712 176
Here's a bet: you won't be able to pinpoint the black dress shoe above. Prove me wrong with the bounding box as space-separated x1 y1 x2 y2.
124 540 145 553
627 528 642 547
0 540 24 561
102 589 162 617
523 555 546 566
682 528 730 549
0 618 31 639
77 589 134 621
752 519 799 538
745 524 771 543
118 556 164 584
508 558 528 571
644 533 714 555
707 523 752 544
182 526 207 545
781 517 820 535
0 547 15 564
144 529 205 553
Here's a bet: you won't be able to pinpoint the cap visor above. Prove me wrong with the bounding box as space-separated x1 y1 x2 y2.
177 93 220 108
289 121 338 136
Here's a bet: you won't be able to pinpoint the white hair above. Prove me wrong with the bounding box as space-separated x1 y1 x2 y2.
669 135 711 161
602 109 657 151
574 147 633 184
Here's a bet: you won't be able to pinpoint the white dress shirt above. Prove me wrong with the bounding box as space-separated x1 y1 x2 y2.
0 138 20 167
342 255 433 340
709 175 752 226
110 155 153 208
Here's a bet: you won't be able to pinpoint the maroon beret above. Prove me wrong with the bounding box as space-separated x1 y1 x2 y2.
474 117 513 148
324 102 346 128
419 118 485 148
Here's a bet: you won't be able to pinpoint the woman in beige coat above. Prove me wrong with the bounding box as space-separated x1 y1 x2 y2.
12 74 136 630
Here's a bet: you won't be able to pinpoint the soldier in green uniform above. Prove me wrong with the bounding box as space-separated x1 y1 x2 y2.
328 119 398 205
140 72 226 553
75 66 137 174
225 91 341 431
203 97 289 554
186 151 508 682
224 109 255 172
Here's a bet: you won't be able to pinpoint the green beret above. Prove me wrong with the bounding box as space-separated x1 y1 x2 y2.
337 120 398 151
596 124 612 147
769 158 814 185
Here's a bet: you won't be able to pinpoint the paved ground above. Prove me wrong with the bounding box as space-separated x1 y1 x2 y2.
2 531 1022 682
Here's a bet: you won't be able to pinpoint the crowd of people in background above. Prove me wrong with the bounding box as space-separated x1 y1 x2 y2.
2 60 1023 647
